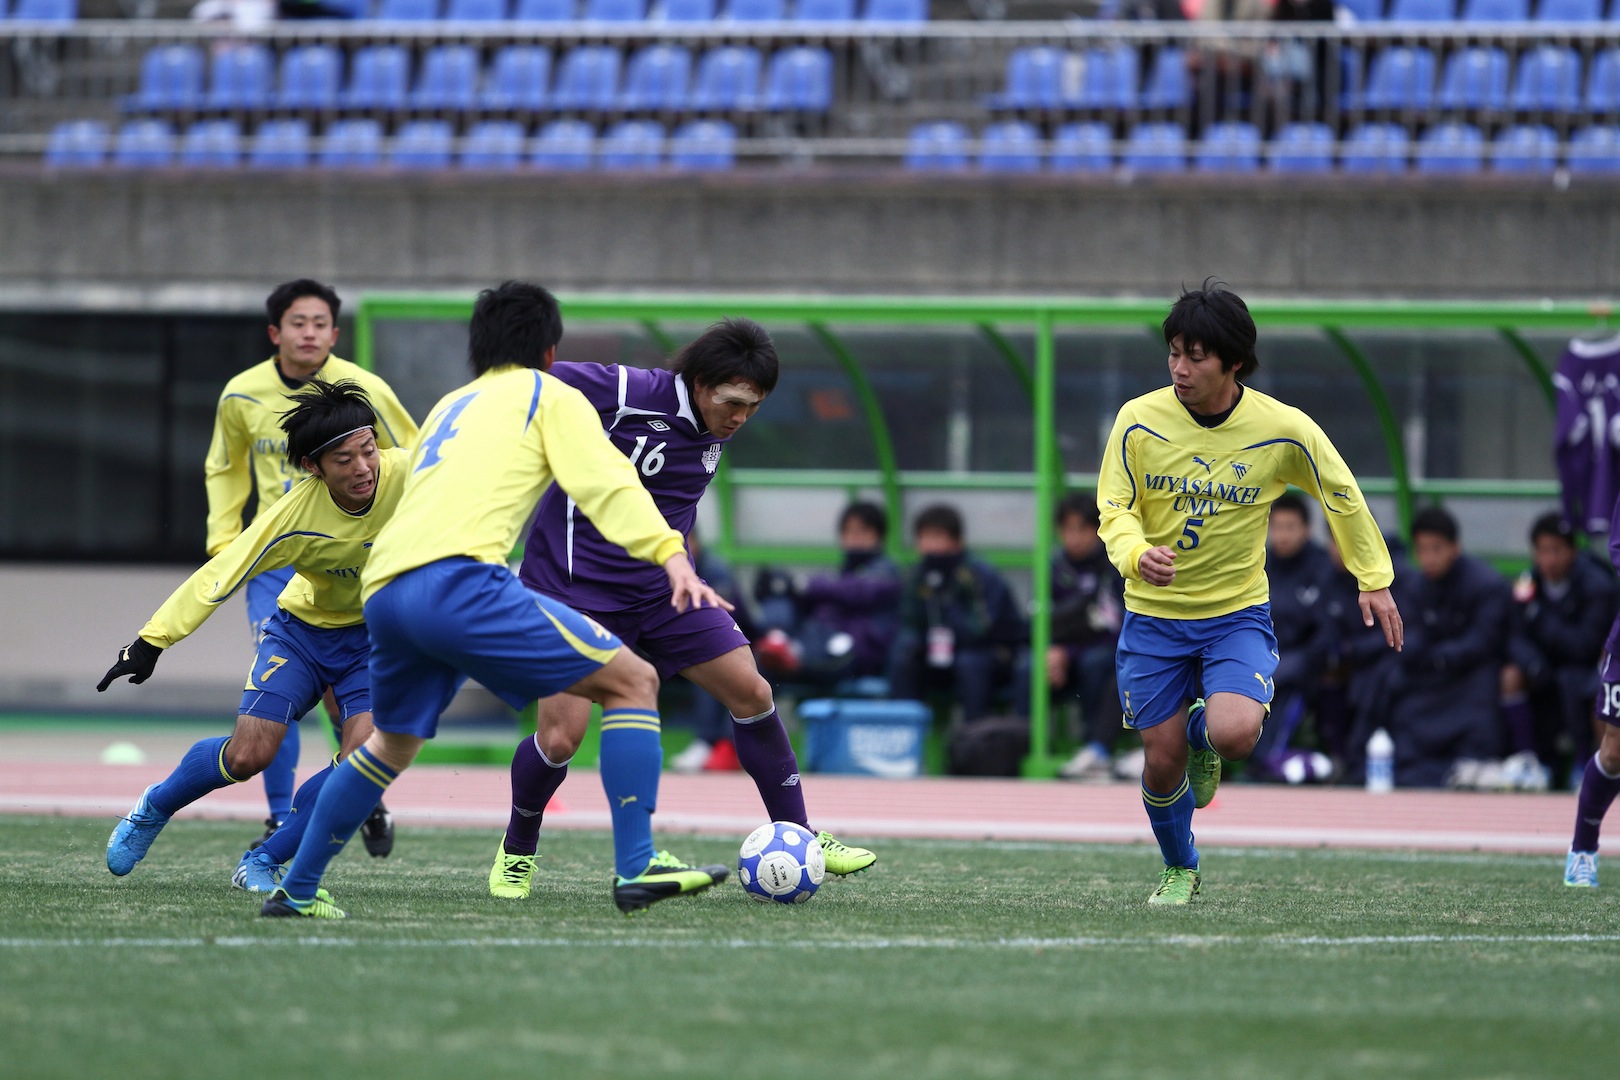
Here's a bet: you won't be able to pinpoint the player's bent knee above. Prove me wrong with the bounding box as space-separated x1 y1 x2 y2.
728 676 774 720
224 740 277 778
364 729 423 773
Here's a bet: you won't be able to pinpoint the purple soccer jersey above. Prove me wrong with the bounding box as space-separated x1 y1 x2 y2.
1554 334 1620 536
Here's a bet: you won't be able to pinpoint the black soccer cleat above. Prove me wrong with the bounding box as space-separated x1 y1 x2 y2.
613 851 730 914
256 817 282 846
360 800 394 858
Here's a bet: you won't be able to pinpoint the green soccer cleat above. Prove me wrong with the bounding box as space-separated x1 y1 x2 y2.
1147 865 1202 906
1564 850 1599 888
260 887 345 920
613 850 729 914
1187 748 1223 809
489 842 540 900
816 831 876 877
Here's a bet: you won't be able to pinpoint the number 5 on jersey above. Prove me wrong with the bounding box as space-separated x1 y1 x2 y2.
1176 516 1204 551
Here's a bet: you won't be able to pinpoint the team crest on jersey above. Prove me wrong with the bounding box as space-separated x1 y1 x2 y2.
1231 461 1250 479
648 420 669 431
702 444 722 474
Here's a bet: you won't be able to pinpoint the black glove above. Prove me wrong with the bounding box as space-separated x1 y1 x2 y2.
97 637 162 692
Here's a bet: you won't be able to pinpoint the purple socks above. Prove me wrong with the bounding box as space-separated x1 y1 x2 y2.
503 734 569 857
732 709 808 829
1572 754 1620 853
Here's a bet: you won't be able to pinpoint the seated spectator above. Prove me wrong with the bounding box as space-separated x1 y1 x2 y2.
1388 506 1513 787
887 504 1026 723
1502 513 1616 782
666 531 759 774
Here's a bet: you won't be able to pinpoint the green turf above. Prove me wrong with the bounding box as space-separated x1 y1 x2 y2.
1 816 1612 1080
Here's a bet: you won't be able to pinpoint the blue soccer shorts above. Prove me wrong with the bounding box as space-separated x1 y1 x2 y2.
238 609 371 726
1115 603 1278 730
245 565 296 644
364 558 622 740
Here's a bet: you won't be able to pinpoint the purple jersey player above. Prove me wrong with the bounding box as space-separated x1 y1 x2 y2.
1563 488 1620 888
488 318 876 900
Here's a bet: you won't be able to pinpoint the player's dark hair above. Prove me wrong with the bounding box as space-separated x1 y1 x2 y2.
1530 511 1575 548
1056 491 1101 529
670 318 780 397
1271 491 1311 525
839 501 888 540
267 278 341 327
913 503 964 542
1163 279 1259 382
1410 505 1459 544
468 281 564 376
281 379 376 468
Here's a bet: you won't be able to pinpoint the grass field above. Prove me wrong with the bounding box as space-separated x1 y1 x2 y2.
1 815 1613 1080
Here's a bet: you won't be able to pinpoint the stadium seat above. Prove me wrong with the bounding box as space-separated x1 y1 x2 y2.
249 119 312 168
904 120 969 170
1415 121 1485 171
1536 0 1601 19
12 0 77 17
599 119 664 169
112 119 175 167
1438 46 1511 110
1336 0 1384 18
1072 45 1139 110
481 46 552 110
390 120 455 169
552 45 623 111
205 45 273 111
1461 0 1526 18
459 120 528 169
1269 121 1335 172
1359 45 1437 110
513 0 574 15
276 45 343 111
1569 125 1620 172
376 0 439 17
532 118 596 169
691 46 763 110
1586 48 1620 112
1491 123 1559 171
670 119 737 169
1387 0 1453 17
763 46 834 111
180 119 242 167
729 0 784 17
863 0 927 18
795 0 855 16
1341 121 1410 172
319 119 384 168
343 46 412 110
127 45 206 112
1049 121 1113 172
1123 121 1186 172
1195 120 1261 172
1140 47 1189 110
990 46 1071 110
977 120 1041 172
411 45 481 110
620 44 693 111
445 0 506 16
1512 45 1583 111
44 120 109 167
662 0 716 17
585 0 647 17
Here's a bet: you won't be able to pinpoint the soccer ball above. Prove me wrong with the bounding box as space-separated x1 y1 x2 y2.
737 821 825 904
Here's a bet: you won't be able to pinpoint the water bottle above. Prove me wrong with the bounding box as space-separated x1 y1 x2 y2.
1366 728 1394 794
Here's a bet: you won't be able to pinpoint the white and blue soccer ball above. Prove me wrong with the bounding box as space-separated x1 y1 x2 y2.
737 821 825 904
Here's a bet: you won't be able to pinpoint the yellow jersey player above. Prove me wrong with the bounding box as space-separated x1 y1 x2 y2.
262 281 731 920
206 279 417 854
100 382 408 892
1097 280 1404 905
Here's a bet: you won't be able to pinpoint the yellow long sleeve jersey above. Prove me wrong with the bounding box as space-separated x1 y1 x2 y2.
204 356 419 556
1097 386 1395 620
361 365 685 603
142 448 410 648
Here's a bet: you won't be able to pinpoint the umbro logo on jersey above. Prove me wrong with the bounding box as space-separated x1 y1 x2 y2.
648 420 670 431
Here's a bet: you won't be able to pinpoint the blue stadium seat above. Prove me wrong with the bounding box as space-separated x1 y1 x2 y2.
1360 45 1436 110
12 0 77 18
1415 121 1485 171
1073 45 1139 110
1050 121 1113 172
670 119 737 169
1512 45 1583 111
344 46 411 110
1461 0 1526 18
904 120 969 170
863 0 927 17
205 45 272 111
795 0 854 15
1491 123 1558 171
1438 46 1510 110
376 0 439 17
277 46 343 111
621 44 693 110
1587 48 1620 112
1269 122 1335 172
411 45 481 110
249 119 312 168
1341 121 1410 172
977 120 1041 172
662 0 716 17
481 47 552 110
585 0 646 17
1536 0 1601 19
1140 47 1188 110
460 120 527 169
513 0 573 15
991 46 1071 110
729 0 784 16
599 119 664 169
1387 0 1453 17
390 120 454 169
445 0 506 16
113 119 176 167
128 45 206 112
552 46 623 111
691 46 763 110
532 118 596 169
180 119 242 167
319 119 384 168
1568 125 1620 173
44 120 109 167
763 46 833 111
1195 120 1261 172
1123 121 1186 172
1336 0 1384 17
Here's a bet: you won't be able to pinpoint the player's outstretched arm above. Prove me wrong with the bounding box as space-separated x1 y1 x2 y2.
96 637 162 691
1358 587 1403 652
663 552 734 614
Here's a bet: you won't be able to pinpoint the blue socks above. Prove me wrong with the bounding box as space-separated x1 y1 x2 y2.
1185 703 1215 755
261 718 299 821
599 708 662 879
257 759 336 865
279 745 396 901
147 735 245 817
1142 777 1198 869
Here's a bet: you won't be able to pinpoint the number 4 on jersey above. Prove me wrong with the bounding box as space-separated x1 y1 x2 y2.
416 393 476 472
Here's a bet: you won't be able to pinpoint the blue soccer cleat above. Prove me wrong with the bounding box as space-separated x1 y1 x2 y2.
1564 850 1599 888
232 848 286 893
106 784 170 877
